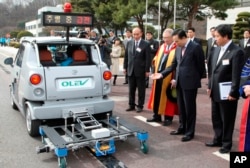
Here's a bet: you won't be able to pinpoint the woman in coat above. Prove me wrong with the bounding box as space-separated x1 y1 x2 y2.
110 38 122 85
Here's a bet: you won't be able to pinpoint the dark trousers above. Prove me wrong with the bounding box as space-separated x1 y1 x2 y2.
145 77 149 87
128 73 146 109
124 74 128 83
152 79 163 120
177 87 198 137
211 100 238 150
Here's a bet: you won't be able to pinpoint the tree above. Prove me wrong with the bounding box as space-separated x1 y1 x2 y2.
177 0 239 28
10 30 20 39
71 0 114 35
232 11 250 44
71 0 133 36
91 0 145 36
17 30 33 39
147 0 176 37
1 0 240 39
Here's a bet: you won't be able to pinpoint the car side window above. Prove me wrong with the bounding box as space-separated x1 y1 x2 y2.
91 45 100 64
15 45 25 67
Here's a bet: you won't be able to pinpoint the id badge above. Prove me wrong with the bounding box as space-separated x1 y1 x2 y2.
222 59 229 65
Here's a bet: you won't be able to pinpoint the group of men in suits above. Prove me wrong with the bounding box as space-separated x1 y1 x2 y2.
123 25 247 154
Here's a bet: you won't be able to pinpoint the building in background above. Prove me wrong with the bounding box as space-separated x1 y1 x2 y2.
206 0 250 39
25 5 63 37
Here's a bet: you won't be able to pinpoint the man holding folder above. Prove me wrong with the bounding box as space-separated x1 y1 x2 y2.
206 24 245 153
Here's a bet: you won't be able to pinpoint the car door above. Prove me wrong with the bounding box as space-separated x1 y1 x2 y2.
12 45 25 105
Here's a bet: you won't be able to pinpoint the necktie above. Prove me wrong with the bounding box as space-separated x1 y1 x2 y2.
135 41 139 49
158 45 169 71
217 47 225 64
134 41 138 54
181 47 186 57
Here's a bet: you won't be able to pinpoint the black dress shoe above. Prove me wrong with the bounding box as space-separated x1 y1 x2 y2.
219 147 230 154
181 136 193 142
123 82 128 84
205 142 222 147
170 130 184 135
163 120 172 126
146 118 161 122
136 108 143 113
126 107 135 111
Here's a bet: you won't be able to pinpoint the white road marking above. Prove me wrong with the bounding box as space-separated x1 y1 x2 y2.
134 116 231 162
110 96 128 101
213 151 229 161
134 116 161 127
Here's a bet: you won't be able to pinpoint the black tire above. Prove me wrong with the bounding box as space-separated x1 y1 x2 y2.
10 88 18 110
10 94 18 110
25 106 41 137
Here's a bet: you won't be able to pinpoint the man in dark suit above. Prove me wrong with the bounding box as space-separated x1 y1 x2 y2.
187 27 202 46
206 27 216 60
239 29 250 61
123 29 133 84
145 31 159 88
206 27 218 77
123 27 151 112
205 24 245 154
187 27 206 78
107 30 116 48
151 29 205 142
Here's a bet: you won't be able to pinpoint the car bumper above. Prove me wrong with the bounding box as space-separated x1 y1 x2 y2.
26 97 114 120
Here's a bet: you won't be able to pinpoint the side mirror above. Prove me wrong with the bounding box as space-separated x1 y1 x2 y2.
4 57 14 67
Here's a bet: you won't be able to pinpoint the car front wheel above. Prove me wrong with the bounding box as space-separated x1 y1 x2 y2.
10 87 18 110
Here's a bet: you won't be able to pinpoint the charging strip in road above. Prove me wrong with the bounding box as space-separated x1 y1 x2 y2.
134 116 161 127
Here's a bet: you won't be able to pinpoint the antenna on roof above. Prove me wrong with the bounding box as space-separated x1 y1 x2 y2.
63 2 72 42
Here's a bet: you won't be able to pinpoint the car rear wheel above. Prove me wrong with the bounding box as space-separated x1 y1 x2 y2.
26 106 41 137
